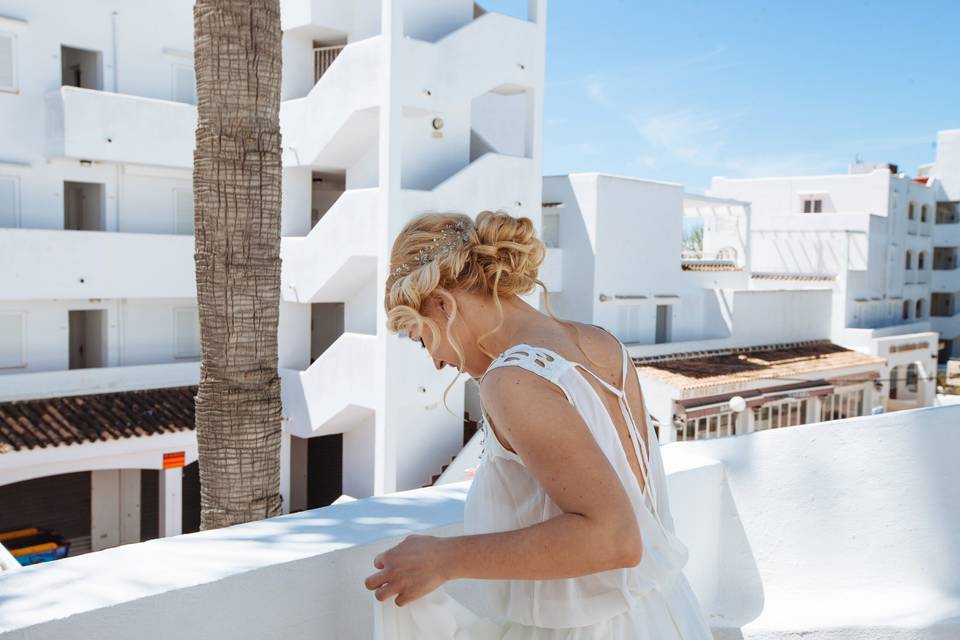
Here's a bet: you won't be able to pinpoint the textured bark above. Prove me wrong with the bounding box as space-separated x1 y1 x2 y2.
192 0 283 529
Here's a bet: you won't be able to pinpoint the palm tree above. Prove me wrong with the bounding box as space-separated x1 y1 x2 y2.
192 0 284 529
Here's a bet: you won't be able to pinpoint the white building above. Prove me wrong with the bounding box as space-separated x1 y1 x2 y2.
709 162 940 413
0 0 548 556
524 171 920 449
918 129 960 363
0 0 202 556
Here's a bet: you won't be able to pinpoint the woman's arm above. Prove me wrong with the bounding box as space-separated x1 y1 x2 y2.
365 366 642 605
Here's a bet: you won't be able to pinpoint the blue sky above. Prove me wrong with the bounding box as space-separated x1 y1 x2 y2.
483 0 960 193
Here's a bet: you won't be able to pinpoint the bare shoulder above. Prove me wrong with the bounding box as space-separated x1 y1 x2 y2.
478 360 566 418
478 321 621 420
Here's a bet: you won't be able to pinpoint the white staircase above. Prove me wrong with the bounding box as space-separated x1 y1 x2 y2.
279 332 376 437
280 188 379 303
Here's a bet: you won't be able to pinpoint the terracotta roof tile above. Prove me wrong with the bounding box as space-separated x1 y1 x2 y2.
681 263 742 272
751 272 836 281
633 341 886 393
0 386 197 454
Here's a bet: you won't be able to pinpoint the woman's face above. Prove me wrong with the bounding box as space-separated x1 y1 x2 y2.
406 293 466 372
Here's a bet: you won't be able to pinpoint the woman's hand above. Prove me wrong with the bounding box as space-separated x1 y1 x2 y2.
363 534 452 607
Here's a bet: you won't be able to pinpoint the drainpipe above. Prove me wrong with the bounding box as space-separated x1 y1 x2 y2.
111 11 119 92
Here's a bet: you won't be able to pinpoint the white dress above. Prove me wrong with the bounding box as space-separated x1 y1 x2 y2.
388 333 714 639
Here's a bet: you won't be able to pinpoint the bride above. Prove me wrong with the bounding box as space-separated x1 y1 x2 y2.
364 210 713 638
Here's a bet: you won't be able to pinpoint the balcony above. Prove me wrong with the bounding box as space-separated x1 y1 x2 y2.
929 311 960 338
1 406 956 638
0 228 195 300
0 361 200 403
931 267 960 292
45 86 196 168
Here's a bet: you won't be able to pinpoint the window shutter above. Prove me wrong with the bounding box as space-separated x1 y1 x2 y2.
0 313 25 368
0 33 14 90
0 176 17 227
174 307 200 358
174 188 194 235
173 64 196 104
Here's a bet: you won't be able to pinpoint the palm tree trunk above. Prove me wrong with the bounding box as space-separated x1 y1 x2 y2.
192 0 283 529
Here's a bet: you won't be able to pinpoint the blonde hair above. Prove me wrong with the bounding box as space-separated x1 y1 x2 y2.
384 210 599 416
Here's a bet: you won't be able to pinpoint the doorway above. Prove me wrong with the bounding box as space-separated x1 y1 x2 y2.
61 46 103 90
64 182 105 231
68 310 106 369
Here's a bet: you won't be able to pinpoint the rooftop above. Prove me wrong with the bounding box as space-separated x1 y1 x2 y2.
0 386 197 453
633 340 886 392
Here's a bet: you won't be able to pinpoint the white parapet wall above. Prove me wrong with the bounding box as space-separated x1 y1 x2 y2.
0 405 956 639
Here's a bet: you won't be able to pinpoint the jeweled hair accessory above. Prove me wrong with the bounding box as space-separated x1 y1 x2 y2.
391 219 471 277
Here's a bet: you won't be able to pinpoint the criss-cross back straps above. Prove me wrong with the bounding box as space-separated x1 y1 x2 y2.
573 328 661 515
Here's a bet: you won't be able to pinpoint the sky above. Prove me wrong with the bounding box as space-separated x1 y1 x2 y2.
482 0 960 193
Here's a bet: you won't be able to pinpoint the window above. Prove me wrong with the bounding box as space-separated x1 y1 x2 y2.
908 202 915 220
0 175 18 227
920 204 928 223
905 363 919 393
0 312 26 368
902 300 911 320
617 305 642 343
541 212 559 248
172 64 196 105
0 31 16 92
173 188 194 235
655 304 671 344
802 197 822 213
174 307 201 358
905 250 912 270
916 299 924 319
918 251 926 270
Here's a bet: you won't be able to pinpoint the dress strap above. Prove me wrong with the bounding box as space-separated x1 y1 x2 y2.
584 325 667 528
479 344 575 405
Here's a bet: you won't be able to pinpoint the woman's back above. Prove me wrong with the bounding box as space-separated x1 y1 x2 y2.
384 323 713 638
479 323 654 500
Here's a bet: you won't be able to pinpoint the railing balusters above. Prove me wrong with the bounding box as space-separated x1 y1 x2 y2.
313 45 346 83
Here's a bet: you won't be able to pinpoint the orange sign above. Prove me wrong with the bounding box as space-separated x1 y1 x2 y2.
163 451 186 469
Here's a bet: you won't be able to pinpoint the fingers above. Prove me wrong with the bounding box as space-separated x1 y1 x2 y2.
375 580 401 603
364 568 391 590
374 552 384 569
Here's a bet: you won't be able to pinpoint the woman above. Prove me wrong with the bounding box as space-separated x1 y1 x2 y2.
364 210 713 638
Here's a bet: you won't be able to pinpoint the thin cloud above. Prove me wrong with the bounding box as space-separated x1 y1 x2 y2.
630 107 747 165
584 75 608 105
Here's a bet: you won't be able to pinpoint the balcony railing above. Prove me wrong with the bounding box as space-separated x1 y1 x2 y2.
314 44 345 83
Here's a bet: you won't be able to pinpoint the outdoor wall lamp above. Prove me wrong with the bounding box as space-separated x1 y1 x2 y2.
431 117 443 130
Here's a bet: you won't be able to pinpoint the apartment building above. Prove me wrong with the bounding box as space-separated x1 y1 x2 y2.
0 0 201 557
918 129 960 364
520 173 888 448
0 0 549 558
706 161 941 414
